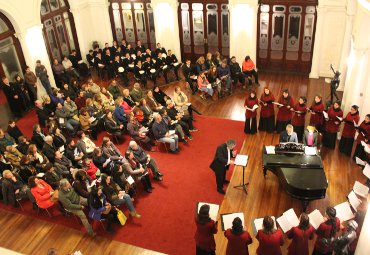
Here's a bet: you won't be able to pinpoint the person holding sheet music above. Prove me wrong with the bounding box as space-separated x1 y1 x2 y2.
195 204 218 255
258 87 275 133
309 95 325 133
339 105 360 157
352 114 370 162
244 91 258 134
286 213 315 255
312 207 341 255
291 96 308 141
224 217 253 255
322 101 343 149
276 89 294 133
210 139 237 194
256 216 284 255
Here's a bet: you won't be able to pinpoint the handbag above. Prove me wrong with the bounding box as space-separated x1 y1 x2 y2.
116 208 127 226
51 189 59 202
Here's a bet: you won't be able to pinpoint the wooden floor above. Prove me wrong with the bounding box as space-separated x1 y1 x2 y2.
0 72 367 254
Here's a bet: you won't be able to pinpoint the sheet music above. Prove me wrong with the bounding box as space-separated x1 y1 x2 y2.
308 209 325 229
89 116 96 123
348 191 361 212
355 157 366 166
305 146 317 155
353 120 359 127
334 202 355 222
272 102 284 107
336 116 343 121
197 202 220 222
59 145 65 152
234 155 248 166
221 213 245 231
265 146 276 154
169 130 176 136
363 164 370 179
276 208 299 233
323 111 328 119
253 216 276 234
127 176 135 185
353 181 369 198
36 172 45 178
104 158 111 166
87 179 97 188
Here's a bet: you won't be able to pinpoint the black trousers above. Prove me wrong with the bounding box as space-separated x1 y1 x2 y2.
178 120 191 136
293 125 304 142
243 70 259 84
231 72 245 85
181 115 194 130
276 120 291 133
312 248 332 255
244 117 257 134
323 131 337 149
259 116 275 133
196 246 215 255
339 137 354 157
186 77 197 94
214 168 226 191
353 143 366 161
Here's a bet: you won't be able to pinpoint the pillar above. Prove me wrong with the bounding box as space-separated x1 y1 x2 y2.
228 0 258 65
151 0 182 62
309 5 326 78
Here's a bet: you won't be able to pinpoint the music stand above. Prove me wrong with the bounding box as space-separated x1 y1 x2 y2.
233 155 249 194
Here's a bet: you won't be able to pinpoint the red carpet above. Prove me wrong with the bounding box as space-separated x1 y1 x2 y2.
1 112 245 255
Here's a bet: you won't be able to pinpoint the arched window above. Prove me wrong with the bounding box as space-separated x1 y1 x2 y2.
40 0 80 61
109 0 156 50
0 12 26 79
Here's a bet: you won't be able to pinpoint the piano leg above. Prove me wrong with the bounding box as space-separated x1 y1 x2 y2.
302 200 309 212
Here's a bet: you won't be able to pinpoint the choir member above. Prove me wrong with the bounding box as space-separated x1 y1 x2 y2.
258 87 275 133
312 207 341 255
276 89 294 133
155 52 169 84
244 91 258 134
286 213 315 255
309 95 325 133
224 217 253 255
143 56 158 85
135 40 146 53
94 52 108 80
352 113 370 161
323 101 343 149
112 54 128 86
256 216 284 255
339 105 360 157
155 42 167 56
291 96 307 141
122 52 135 73
134 60 148 88
166 49 181 81
194 204 217 255
103 48 114 79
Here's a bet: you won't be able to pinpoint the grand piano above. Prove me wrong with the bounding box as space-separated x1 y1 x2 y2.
262 144 328 211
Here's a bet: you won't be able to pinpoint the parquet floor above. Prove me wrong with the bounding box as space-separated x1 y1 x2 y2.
0 72 366 254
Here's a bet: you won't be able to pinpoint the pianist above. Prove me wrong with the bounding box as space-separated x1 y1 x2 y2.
279 124 298 143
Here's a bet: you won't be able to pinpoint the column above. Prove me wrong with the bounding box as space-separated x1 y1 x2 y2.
18 24 57 98
228 0 258 65
337 0 356 91
69 0 90 60
309 6 326 78
151 0 182 61
341 0 370 120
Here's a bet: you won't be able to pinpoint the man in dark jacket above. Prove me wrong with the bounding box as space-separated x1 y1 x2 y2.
210 139 236 194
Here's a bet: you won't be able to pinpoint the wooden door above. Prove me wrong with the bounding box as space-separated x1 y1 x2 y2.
178 1 229 62
257 1 317 74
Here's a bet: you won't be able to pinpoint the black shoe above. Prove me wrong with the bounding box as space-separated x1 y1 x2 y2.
169 149 178 154
154 175 163 181
146 188 152 193
224 180 230 184
157 171 164 177
217 189 226 195
181 138 188 143
188 135 193 140
32 203 39 210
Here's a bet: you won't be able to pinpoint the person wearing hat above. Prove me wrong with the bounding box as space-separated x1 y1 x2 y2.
323 101 343 149
313 206 341 255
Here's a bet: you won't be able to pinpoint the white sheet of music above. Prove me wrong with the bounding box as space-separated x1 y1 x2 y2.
363 164 370 179
353 181 369 198
323 111 328 119
308 209 325 229
234 155 248 166
335 202 355 222
197 202 219 222
304 146 317 155
276 208 299 233
253 216 276 233
221 213 245 231
265 146 276 154
355 157 366 166
348 191 361 212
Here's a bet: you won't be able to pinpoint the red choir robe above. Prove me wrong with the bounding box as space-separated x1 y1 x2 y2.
194 218 217 252
276 96 294 122
291 103 307 126
286 225 315 255
356 121 370 143
259 93 275 118
256 229 284 255
314 218 341 253
309 101 325 126
325 106 343 133
342 112 360 138
244 96 259 119
224 229 253 255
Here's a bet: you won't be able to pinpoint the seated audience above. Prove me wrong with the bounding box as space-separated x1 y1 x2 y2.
197 72 214 99
242 55 259 85
0 128 16 153
173 86 201 117
101 137 123 161
29 176 55 209
130 83 144 103
44 163 62 190
7 120 23 141
229 56 245 86
31 124 46 151
127 114 154 150
76 131 96 157
152 85 170 106
152 114 179 153
123 151 153 193
4 145 23 167
2 170 35 208
82 158 99 180
105 110 125 137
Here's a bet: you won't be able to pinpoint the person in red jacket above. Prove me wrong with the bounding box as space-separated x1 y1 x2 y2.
256 216 284 255
224 217 252 255
291 96 307 142
259 87 275 133
28 176 55 209
286 213 315 255
195 204 218 255
323 101 343 149
244 91 259 134
83 158 99 180
352 114 370 161
313 207 341 255
276 89 294 133
309 95 325 133
339 105 360 157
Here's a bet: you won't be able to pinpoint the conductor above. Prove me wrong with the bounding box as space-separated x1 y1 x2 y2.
210 139 237 195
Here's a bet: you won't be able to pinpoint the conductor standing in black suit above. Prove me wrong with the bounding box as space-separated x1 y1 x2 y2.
210 139 237 194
